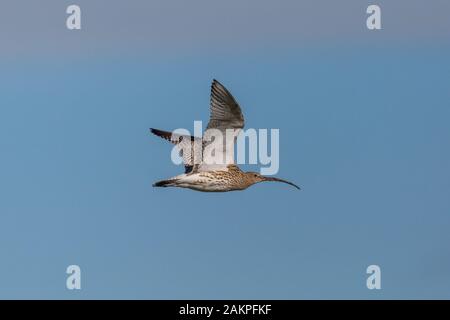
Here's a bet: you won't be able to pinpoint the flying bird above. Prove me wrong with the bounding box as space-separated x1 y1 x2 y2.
150 79 300 192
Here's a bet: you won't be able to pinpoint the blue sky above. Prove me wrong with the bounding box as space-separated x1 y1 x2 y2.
0 1 449 299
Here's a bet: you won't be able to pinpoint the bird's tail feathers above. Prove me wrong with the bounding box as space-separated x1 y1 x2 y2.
153 178 178 188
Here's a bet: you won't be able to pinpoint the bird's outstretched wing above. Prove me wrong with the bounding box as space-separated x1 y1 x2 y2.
150 128 201 173
201 80 245 169
151 80 245 174
207 79 245 131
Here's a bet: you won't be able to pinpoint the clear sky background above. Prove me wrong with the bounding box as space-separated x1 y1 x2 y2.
0 1 449 299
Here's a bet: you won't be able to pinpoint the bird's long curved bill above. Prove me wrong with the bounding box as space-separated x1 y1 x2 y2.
264 177 300 190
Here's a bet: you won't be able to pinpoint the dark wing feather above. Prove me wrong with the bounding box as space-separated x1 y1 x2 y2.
150 128 194 144
150 128 200 173
206 79 244 130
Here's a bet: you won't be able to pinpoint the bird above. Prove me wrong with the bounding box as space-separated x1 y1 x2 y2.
150 79 300 192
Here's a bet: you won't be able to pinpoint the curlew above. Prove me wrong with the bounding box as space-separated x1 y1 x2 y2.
150 79 300 192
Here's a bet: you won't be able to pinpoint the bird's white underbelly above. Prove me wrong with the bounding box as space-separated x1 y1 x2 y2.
174 173 234 192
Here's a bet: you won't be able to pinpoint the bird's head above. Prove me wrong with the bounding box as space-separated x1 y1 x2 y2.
245 172 300 190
